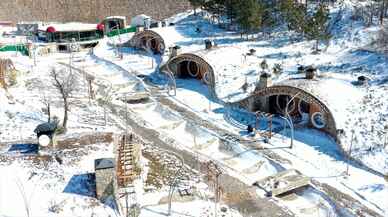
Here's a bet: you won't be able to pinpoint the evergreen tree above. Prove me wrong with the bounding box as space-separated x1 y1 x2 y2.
224 0 240 25
280 0 307 34
304 3 331 52
188 0 206 15
236 0 264 37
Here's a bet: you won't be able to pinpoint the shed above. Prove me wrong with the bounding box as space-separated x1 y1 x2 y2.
131 14 151 28
103 16 127 33
34 122 57 139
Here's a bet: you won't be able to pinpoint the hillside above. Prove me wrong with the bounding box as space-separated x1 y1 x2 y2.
0 0 190 23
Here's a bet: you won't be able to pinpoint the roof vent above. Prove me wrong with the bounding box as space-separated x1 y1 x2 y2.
205 39 213 50
357 75 370 85
169 45 181 58
305 66 317 79
248 49 256 56
255 72 272 91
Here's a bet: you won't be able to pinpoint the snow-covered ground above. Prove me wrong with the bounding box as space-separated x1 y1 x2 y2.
0 143 117 217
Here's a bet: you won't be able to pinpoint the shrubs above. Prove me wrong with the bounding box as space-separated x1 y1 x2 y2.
272 63 283 75
6 70 18 86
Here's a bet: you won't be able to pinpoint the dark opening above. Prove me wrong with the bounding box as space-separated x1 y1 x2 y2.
277 95 289 111
150 39 157 50
141 38 147 47
108 20 119 30
267 95 296 115
299 100 310 114
58 44 68 52
269 96 277 114
178 61 200 79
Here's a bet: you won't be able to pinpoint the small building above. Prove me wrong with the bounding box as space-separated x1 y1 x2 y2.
37 22 103 52
102 16 127 33
130 14 151 28
17 22 39 36
95 158 115 201
34 122 57 143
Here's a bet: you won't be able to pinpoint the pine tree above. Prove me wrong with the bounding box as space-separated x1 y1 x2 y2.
188 0 205 15
236 0 264 38
304 3 331 52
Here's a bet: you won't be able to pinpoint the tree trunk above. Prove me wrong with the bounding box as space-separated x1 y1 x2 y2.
47 103 51 123
63 97 68 130
380 1 385 25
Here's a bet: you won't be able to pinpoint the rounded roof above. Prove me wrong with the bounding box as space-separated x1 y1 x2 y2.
274 76 364 130
190 46 244 74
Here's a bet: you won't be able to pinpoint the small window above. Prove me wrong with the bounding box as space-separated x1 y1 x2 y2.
311 112 326 129
58 44 68 52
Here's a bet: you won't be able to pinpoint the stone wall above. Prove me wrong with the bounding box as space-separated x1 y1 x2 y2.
0 0 190 23
95 167 115 201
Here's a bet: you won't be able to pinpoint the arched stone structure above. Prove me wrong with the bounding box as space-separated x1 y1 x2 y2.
129 30 165 54
161 53 216 95
234 85 338 140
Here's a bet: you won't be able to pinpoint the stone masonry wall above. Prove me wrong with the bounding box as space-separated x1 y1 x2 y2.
95 167 115 201
0 0 191 23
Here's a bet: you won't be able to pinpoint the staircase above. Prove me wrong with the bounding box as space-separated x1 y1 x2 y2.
117 134 139 187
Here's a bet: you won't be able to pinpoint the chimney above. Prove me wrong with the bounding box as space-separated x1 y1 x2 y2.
305 66 316 79
357 75 369 85
136 26 144 32
205 39 213 50
169 45 181 58
255 72 272 91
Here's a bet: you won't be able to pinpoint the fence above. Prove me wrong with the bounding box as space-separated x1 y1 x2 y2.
0 44 29 56
106 27 137 37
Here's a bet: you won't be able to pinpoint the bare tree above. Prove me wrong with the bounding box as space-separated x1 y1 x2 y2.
0 58 15 89
41 94 51 123
50 68 77 131
376 25 388 53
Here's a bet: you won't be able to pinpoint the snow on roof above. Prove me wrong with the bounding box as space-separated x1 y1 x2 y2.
193 46 244 75
95 158 115 170
38 22 97 32
132 14 151 19
190 46 251 99
105 16 126 20
34 122 57 134
158 27 185 45
275 75 364 131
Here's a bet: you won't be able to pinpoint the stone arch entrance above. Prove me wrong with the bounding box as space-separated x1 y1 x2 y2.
236 85 337 139
130 30 165 54
162 53 216 91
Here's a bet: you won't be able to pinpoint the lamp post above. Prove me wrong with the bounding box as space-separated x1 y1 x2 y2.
108 25 121 58
285 92 301 149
